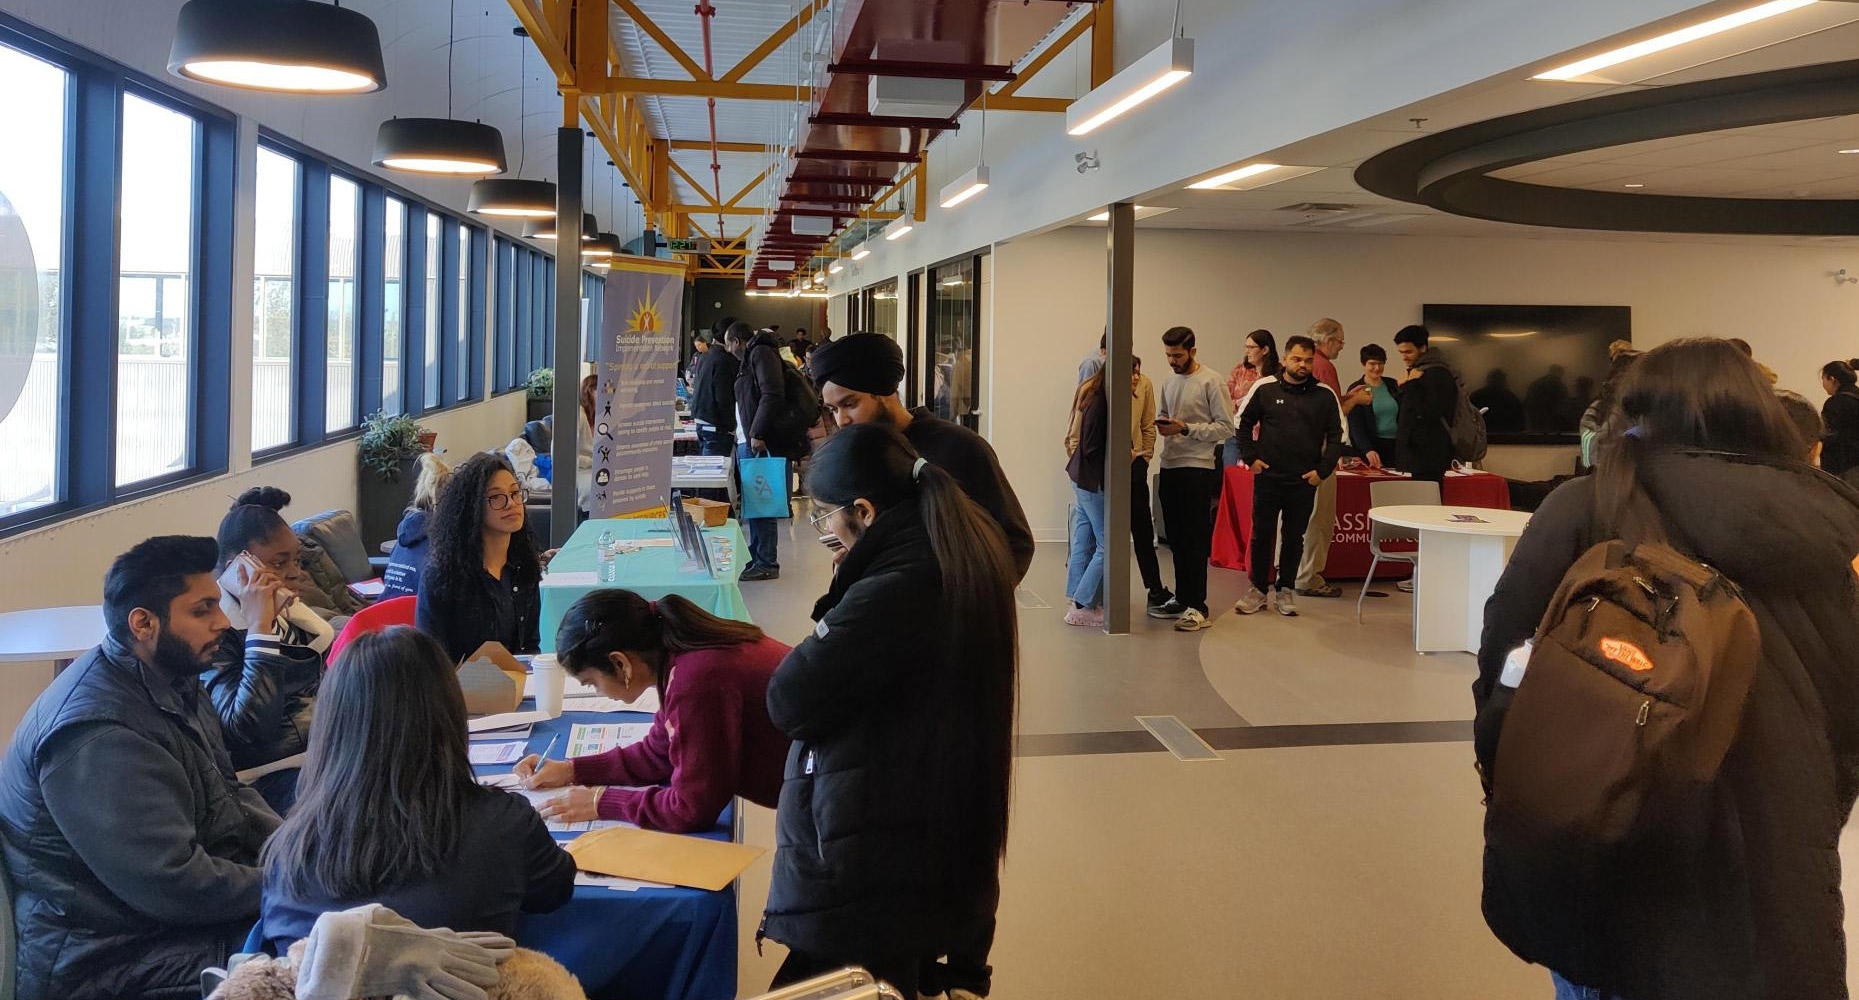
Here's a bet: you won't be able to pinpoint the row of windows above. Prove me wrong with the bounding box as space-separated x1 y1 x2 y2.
0 17 571 535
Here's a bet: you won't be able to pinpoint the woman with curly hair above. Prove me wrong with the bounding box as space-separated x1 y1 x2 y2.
416 453 543 661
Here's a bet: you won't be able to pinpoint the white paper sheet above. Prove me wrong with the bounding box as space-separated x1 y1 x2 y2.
468 741 526 765
566 722 654 757
468 709 552 734
575 872 672 892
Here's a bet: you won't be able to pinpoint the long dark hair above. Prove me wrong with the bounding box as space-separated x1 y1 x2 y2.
1595 338 1806 543
803 424 1018 869
556 589 764 687
1246 329 1281 378
262 626 478 898
427 453 540 596
1823 360 1857 388
216 486 291 570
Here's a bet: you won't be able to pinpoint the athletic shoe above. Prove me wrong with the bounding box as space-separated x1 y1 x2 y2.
740 565 779 582
1274 589 1299 617
1063 606 1105 628
1146 588 1175 611
1396 579 1415 593
1296 584 1343 598
1173 608 1211 632
1148 599 1186 620
1233 586 1267 615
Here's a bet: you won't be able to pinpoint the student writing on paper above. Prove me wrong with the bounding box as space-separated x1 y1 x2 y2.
762 426 1020 1000
515 589 790 833
417 454 543 662
260 627 574 951
202 488 327 813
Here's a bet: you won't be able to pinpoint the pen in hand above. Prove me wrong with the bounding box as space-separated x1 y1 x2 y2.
516 735 559 789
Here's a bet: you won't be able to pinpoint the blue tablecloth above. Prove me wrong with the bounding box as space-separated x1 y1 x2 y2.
541 518 751 654
484 710 738 1000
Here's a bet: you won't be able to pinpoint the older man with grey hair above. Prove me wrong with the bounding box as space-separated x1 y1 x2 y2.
1296 318 1366 598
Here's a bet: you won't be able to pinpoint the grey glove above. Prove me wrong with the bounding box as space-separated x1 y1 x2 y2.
296 904 514 1000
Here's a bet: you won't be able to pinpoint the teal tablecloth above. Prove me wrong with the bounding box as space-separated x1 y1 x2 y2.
540 518 751 651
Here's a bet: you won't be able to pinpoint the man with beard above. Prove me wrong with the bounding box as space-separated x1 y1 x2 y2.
811 333 1034 583
0 536 281 1000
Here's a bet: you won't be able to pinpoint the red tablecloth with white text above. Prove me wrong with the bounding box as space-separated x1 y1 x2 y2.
1210 466 1511 579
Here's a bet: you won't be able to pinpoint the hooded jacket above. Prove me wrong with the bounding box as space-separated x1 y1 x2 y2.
381 509 433 599
1473 452 1859 1000
733 333 808 459
1397 348 1458 478
0 637 279 1000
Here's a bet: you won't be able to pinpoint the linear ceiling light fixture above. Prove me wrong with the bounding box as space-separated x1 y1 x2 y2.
170 0 385 93
1531 0 1817 82
1066 4 1193 137
851 247 872 260
941 96 992 208
1188 163 1285 190
470 29 554 219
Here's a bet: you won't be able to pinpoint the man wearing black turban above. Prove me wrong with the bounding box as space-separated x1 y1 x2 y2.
810 333 1034 583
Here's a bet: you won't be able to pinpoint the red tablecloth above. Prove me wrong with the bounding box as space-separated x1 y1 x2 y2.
1211 467 1511 579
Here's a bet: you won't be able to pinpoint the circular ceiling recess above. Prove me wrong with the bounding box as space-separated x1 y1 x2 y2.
1355 59 1859 236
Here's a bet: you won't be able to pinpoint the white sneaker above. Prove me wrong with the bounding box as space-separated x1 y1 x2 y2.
1234 586 1267 615
1273 589 1299 617
1174 607 1211 631
1396 579 1415 593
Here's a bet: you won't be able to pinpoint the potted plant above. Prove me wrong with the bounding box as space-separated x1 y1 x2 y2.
356 411 431 552
525 367 555 421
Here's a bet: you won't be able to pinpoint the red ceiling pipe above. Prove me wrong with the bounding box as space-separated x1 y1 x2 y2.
695 0 726 237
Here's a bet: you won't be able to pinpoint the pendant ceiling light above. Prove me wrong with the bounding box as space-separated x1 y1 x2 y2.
470 28 555 219
525 213 598 242
584 232 621 259
170 0 385 94
375 0 504 174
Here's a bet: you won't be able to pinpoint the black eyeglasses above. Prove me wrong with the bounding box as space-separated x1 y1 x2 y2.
485 488 529 511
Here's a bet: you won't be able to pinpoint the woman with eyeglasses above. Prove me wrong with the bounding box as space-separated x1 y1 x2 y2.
416 453 543 662
513 588 789 832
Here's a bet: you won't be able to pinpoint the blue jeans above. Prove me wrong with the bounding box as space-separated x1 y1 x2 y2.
697 427 732 457
736 442 779 569
1066 483 1108 608
1552 972 1621 1000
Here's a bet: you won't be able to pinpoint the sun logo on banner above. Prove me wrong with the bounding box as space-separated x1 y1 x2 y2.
627 297 662 334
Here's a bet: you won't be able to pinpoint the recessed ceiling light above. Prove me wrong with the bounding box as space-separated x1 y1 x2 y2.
1624 183 1646 188
1189 163 1283 190
1087 206 1179 222
1531 0 1817 82
1839 148 1859 155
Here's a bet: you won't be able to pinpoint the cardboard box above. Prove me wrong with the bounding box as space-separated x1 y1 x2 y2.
683 497 730 528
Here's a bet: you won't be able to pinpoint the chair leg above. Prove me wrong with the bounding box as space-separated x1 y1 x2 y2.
1356 554 1379 623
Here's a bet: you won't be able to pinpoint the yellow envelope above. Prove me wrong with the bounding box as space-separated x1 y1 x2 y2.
458 641 526 716
565 826 765 892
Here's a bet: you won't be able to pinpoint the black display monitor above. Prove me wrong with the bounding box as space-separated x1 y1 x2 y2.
1420 304 1631 445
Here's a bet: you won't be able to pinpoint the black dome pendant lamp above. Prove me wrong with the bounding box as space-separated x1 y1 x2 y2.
169 0 385 94
470 27 554 219
524 213 598 242
374 0 506 175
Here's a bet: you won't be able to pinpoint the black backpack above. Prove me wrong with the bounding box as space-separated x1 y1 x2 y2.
766 352 822 448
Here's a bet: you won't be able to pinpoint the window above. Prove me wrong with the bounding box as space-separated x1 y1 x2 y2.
116 93 198 487
0 43 66 517
423 213 441 409
326 175 359 431
382 196 404 415
456 225 471 402
493 236 515 392
251 145 297 452
929 255 979 430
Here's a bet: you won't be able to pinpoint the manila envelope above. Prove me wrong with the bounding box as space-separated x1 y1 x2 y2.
566 826 765 892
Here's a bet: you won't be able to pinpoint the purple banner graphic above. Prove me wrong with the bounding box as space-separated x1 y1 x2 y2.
590 258 686 518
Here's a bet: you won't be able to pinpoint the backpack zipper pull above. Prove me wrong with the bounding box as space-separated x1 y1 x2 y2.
1635 700 1651 727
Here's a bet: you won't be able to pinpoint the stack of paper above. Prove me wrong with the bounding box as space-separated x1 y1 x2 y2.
575 872 673 892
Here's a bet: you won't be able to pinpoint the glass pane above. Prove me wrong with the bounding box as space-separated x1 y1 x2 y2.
423 214 440 408
382 197 404 416
251 147 297 451
0 44 66 517
326 175 359 431
116 94 197 487
456 226 470 401
930 258 976 426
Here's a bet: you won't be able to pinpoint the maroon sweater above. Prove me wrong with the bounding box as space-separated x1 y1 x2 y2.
569 636 791 832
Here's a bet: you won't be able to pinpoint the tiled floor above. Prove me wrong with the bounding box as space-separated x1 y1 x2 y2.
733 522 1859 998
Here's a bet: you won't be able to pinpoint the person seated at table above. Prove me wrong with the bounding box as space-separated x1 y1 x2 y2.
260 626 575 951
417 453 543 662
514 589 790 833
206 487 329 813
0 535 280 1000
1344 344 1401 468
761 424 1020 1000
383 453 452 599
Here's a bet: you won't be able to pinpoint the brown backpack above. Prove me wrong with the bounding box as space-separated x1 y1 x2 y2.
1481 538 1760 968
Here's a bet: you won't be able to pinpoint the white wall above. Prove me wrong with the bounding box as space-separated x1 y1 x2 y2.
990 227 1859 538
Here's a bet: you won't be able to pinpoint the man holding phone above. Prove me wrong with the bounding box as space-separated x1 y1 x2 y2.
1153 327 1234 632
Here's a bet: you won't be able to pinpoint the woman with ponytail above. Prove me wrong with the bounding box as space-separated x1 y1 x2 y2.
513 589 789 832
760 424 1019 999
1818 359 1859 477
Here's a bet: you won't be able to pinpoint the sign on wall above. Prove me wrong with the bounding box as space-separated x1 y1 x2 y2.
590 256 687 518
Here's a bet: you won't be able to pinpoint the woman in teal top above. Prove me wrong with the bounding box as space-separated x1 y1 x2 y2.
1346 343 1402 469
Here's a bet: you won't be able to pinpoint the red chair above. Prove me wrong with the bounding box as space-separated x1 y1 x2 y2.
326 595 417 666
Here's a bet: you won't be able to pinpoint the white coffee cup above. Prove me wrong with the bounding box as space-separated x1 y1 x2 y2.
531 654 566 718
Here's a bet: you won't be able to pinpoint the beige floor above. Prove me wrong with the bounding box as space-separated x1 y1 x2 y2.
734 523 1859 998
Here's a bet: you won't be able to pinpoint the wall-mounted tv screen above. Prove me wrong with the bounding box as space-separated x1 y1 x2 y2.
1420 304 1631 445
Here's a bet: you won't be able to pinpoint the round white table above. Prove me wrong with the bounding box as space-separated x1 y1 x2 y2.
0 605 104 669
1368 506 1532 654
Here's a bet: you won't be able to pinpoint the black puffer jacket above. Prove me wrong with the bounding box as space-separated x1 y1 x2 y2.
733 334 807 459
691 345 739 432
1474 452 1859 1000
0 638 279 1000
201 629 321 771
762 502 996 961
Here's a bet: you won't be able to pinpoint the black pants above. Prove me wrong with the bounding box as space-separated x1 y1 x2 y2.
1250 474 1318 593
774 947 920 1000
1159 466 1219 614
920 916 995 997
1131 458 1164 594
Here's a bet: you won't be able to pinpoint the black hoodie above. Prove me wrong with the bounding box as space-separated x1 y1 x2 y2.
1475 452 1859 1000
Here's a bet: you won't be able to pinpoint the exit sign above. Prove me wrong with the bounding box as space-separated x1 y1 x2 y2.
666 237 711 253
